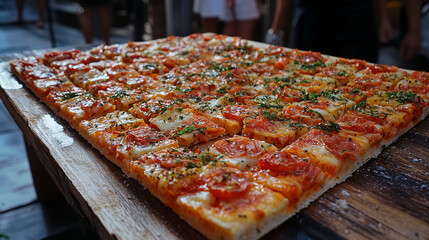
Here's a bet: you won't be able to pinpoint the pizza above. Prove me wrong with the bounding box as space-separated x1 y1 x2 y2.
9 33 428 240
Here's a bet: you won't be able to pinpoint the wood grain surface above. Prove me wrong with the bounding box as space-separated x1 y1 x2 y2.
0 49 428 240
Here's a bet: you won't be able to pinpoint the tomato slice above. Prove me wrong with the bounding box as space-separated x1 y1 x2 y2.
243 115 276 132
367 64 398 74
282 105 324 125
81 99 107 117
292 51 322 63
321 132 359 161
351 76 383 89
338 58 367 72
25 68 56 80
146 148 196 168
80 55 102 64
44 49 80 64
212 136 263 158
258 151 309 175
409 71 429 84
250 63 279 75
274 57 290 70
228 87 257 103
105 65 129 77
266 46 284 55
308 101 330 110
64 63 91 77
19 57 40 69
126 126 167 146
222 105 254 122
338 86 367 103
338 115 379 134
162 58 177 69
203 167 250 199
316 67 349 84
397 84 429 95
221 69 249 85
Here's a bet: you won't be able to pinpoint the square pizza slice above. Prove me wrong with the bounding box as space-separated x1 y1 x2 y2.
208 135 278 171
149 109 226 146
97 125 178 171
58 93 116 128
242 113 310 148
250 149 330 208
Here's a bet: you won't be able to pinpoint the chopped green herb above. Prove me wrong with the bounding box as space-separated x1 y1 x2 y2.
385 91 419 103
261 111 283 121
337 71 348 77
185 162 198 169
217 86 228 94
300 60 326 70
61 92 79 100
288 122 307 129
175 125 206 137
222 171 230 181
304 107 325 121
352 88 362 95
110 91 129 100
298 90 320 102
350 101 368 112
300 79 311 84
314 121 340 132
254 95 284 109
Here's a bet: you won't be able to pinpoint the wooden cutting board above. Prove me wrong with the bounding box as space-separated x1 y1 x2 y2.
0 50 428 240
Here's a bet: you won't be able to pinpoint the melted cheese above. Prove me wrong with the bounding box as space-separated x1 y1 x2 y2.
209 138 277 171
149 109 193 133
177 191 216 209
80 111 147 137
287 143 340 176
128 139 178 158
70 69 109 88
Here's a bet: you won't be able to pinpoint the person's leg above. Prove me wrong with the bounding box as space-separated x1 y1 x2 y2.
98 5 111 44
36 0 44 28
223 21 236 36
236 19 257 40
202 17 219 33
79 6 93 44
15 0 24 23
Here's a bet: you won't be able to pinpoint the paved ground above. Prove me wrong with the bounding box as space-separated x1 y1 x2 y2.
0 0 131 56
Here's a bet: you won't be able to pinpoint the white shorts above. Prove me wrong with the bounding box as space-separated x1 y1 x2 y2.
221 0 260 22
193 0 224 18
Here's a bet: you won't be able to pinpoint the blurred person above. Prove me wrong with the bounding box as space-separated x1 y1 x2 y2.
397 0 423 61
78 0 111 44
420 1 429 60
222 0 260 40
14 0 44 27
172 0 193 36
193 0 260 40
264 0 290 46
265 0 395 63
193 0 224 33
378 0 427 70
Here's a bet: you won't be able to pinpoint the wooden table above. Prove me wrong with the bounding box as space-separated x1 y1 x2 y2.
1 51 428 240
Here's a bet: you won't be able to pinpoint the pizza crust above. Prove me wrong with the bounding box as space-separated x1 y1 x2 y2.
9 34 429 240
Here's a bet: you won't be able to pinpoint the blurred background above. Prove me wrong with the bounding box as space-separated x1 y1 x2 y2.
0 0 427 239
0 0 427 70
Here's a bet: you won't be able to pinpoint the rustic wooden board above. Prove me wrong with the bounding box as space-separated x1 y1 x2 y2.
0 49 428 240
